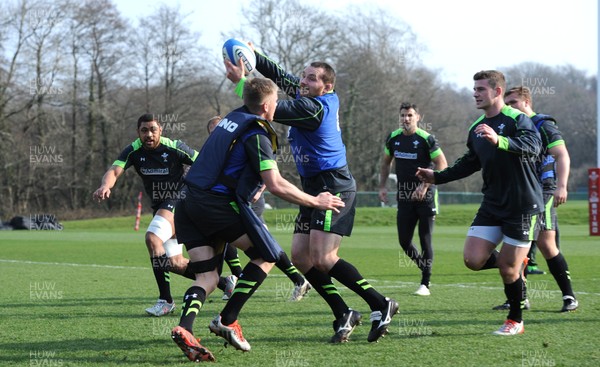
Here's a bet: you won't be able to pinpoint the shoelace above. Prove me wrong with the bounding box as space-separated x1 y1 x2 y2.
501 320 518 332
230 321 247 341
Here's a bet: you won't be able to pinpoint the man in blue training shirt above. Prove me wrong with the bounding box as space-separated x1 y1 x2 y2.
226 46 398 344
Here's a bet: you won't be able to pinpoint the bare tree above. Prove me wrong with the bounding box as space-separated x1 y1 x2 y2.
0 0 595 217
74 0 128 187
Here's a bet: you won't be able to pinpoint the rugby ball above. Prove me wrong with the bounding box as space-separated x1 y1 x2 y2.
222 38 256 75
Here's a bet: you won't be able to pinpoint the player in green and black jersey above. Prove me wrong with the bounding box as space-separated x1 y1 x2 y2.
379 102 447 296
93 114 198 316
502 86 578 312
417 70 543 336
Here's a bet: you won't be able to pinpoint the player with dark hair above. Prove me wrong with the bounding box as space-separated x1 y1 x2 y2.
417 70 543 335
494 85 578 312
225 48 398 344
379 102 447 296
170 77 344 361
93 114 198 316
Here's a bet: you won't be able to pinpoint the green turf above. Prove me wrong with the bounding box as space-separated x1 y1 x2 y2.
1 203 598 366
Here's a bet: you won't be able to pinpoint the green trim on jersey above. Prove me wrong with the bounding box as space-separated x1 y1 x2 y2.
252 132 278 171
384 128 403 156
389 129 403 139
260 160 277 171
501 105 522 120
430 148 443 159
132 139 143 150
255 120 279 154
230 201 239 214
112 138 143 168
159 136 199 162
497 136 509 150
384 127 434 155
547 139 565 149
471 106 524 130
415 128 431 140
113 137 198 168
159 136 177 148
469 115 485 130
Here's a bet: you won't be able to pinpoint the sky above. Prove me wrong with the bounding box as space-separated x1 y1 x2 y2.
114 0 598 90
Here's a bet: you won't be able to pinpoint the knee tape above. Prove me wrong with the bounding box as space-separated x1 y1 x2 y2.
147 214 174 243
188 256 220 274
164 238 183 257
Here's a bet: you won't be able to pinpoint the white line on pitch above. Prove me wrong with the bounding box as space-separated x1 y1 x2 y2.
3 258 599 297
0 259 148 270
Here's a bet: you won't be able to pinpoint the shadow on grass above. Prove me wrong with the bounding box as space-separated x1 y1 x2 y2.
0 337 185 366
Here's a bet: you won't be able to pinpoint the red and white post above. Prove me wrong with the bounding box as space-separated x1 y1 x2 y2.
134 191 143 231
589 168 600 236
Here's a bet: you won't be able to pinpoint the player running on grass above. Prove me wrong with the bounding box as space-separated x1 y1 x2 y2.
416 70 543 336
170 78 344 361
93 114 198 317
496 85 578 312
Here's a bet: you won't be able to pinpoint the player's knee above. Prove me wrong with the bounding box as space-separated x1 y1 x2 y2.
498 266 520 283
291 256 311 273
168 255 188 273
145 233 164 254
311 255 335 273
463 256 483 271
146 215 174 252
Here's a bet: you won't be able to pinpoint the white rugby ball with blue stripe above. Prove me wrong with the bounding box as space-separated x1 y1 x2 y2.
222 38 256 74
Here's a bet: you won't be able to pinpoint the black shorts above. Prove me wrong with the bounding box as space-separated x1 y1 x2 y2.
471 205 540 242
538 193 558 231
174 186 245 250
152 199 177 216
294 191 356 236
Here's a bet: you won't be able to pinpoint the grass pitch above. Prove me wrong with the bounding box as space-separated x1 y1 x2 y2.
0 202 598 366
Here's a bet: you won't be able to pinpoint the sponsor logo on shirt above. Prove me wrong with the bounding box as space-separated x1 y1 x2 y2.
394 151 417 160
140 168 169 175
